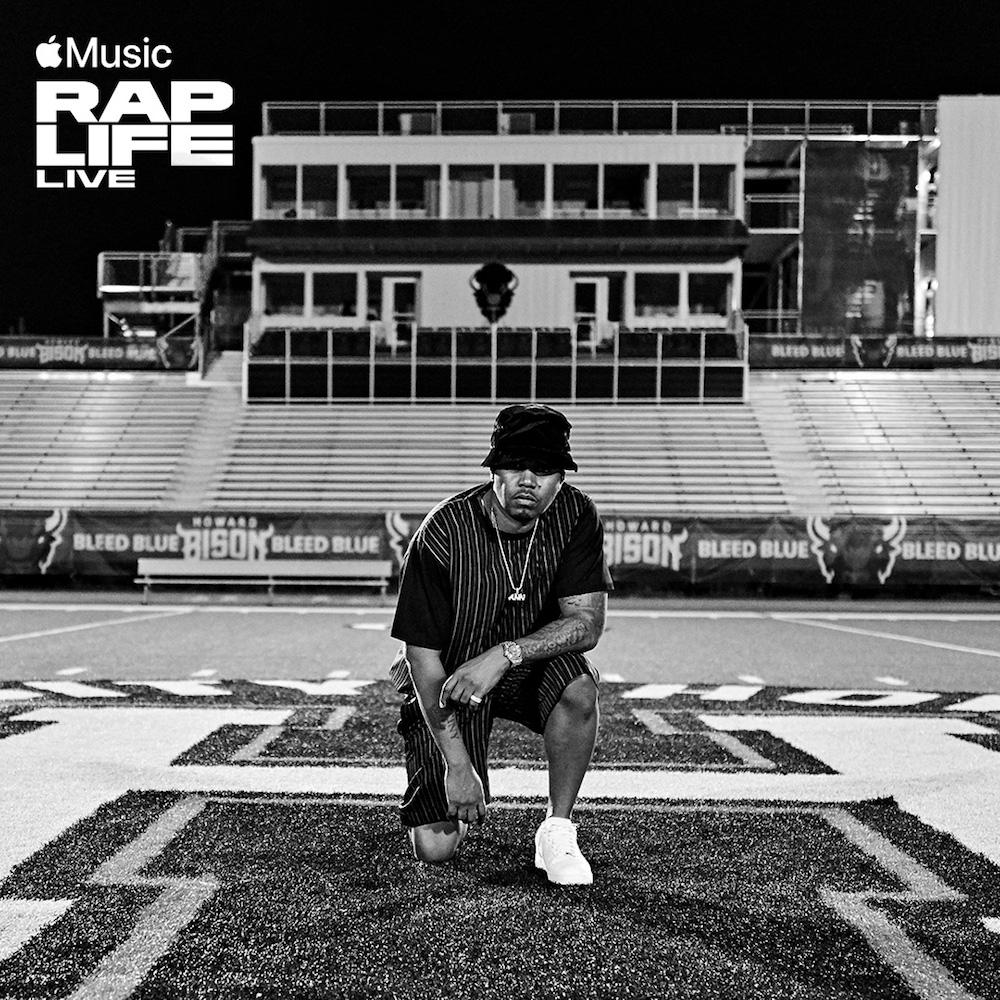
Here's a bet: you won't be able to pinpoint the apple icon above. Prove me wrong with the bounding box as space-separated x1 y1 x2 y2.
36 36 62 68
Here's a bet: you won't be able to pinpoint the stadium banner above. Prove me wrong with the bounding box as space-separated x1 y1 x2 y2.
3 509 999 593
749 335 1000 369
0 336 199 371
0 510 414 579
600 515 1000 592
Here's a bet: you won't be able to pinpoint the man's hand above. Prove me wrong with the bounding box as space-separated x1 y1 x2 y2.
445 760 486 825
438 646 509 710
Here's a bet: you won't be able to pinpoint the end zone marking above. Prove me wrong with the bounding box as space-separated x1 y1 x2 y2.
114 681 230 698
25 681 128 699
0 899 73 963
819 809 974 1000
624 684 762 702
0 689 43 701
251 679 374 697
77 796 219 1000
630 709 776 770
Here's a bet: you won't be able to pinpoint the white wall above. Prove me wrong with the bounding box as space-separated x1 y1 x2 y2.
253 260 741 328
253 133 744 166
936 96 1000 336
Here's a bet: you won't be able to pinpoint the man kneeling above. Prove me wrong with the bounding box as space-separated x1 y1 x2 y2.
390 404 612 884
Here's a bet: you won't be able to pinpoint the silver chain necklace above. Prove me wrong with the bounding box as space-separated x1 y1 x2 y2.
490 508 539 602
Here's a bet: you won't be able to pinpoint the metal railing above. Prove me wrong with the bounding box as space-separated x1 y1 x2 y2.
243 324 749 404
97 253 201 295
261 100 938 139
743 311 802 335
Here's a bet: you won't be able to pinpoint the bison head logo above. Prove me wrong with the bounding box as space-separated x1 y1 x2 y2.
0 510 68 575
806 516 906 587
470 261 518 324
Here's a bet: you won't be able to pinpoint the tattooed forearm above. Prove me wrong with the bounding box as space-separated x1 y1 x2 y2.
517 592 607 661
519 616 594 659
405 644 474 769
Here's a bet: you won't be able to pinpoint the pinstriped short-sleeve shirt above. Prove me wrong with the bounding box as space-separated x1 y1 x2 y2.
391 481 612 673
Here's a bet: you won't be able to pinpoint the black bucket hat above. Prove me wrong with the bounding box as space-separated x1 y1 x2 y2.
481 403 578 472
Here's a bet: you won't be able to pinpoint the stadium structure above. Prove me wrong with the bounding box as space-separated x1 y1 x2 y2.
2 98 1000 595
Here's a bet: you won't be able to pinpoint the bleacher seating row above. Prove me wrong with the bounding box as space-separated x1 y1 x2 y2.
0 376 209 507
207 403 787 515
752 372 1000 516
1 370 1000 517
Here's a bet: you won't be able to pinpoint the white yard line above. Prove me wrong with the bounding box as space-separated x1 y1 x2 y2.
775 617 1000 659
2 602 1000 623
0 610 192 645
0 603 393 615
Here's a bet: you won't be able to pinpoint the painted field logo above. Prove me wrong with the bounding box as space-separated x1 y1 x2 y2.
806 516 906 586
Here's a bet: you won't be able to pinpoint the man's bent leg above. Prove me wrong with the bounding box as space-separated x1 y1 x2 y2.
543 673 599 819
410 820 469 863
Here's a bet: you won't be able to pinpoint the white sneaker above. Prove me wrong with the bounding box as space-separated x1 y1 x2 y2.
534 817 593 885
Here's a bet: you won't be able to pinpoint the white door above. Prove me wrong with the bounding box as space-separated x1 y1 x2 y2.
573 277 609 354
382 278 418 351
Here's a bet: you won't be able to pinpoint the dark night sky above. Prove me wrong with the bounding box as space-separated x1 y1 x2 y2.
3 0 999 337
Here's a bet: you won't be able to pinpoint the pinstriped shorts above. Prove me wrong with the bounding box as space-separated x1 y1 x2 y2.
396 653 599 828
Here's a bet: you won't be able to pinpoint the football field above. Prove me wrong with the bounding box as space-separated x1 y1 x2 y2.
1 597 999 998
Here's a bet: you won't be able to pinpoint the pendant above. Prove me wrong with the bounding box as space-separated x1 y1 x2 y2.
508 590 526 602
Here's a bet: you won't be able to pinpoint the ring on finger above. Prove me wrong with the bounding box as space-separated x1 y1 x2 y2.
469 695 483 704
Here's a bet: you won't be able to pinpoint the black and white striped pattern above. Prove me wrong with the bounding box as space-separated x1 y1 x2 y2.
398 653 598 827
411 481 600 670
393 480 606 826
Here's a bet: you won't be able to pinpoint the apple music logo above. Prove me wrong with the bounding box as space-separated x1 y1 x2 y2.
35 36 173 70
36 36 61 68
33 37 230 190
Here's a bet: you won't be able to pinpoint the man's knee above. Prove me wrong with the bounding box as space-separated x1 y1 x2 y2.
558 674 599 721
409 821 465 863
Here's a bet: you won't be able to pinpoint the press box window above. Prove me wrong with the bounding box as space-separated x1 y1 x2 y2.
553 165 599 217
313 273 358 317
499 165 544 217
262 166 297 219
634 274 680 318
449 166 494 219
347 166 390 216
657 165 694 217
689 273 731 316
698 165 735 216
262 273 305 315
603 165 648 217
302 166 338 218
396 166 441 217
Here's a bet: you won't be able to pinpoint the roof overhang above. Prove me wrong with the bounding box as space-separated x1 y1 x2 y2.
248 219 749 263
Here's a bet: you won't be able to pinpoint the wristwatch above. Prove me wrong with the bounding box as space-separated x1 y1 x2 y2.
501 640 524 667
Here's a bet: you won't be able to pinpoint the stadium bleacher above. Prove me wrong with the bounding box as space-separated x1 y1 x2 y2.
2 370 1000 517
753 371 1000 517
0 375 210 508
207 402 789 516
